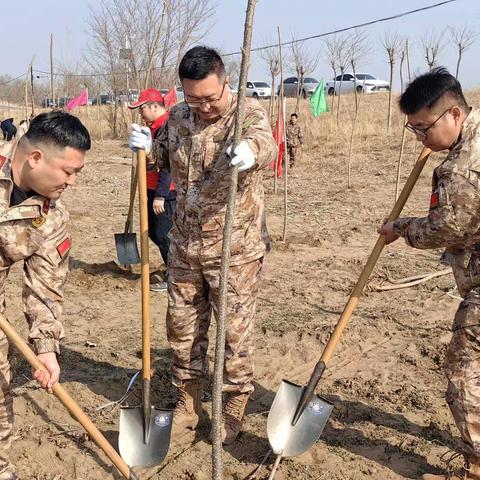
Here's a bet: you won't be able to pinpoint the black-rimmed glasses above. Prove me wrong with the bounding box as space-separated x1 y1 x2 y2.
404 109 450 138
184 81 227 108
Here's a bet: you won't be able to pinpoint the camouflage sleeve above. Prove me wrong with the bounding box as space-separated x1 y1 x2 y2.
23 214 70 355
299 127 304 145
150 122 170 171
242 104 278 170
394 173 480 249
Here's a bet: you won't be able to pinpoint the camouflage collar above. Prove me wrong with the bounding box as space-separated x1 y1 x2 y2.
0 149 54 222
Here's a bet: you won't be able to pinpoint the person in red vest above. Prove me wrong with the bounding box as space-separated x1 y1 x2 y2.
129 89 176 291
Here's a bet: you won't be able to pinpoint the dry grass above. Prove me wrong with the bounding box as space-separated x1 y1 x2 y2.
2 89 479 149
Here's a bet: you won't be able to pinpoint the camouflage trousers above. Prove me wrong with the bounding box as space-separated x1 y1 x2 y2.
445 294 480 463
167 258 263 394
0 330 14 479
287 146 297 168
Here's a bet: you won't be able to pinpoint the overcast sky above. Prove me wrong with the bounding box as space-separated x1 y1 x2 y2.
2 0 479 91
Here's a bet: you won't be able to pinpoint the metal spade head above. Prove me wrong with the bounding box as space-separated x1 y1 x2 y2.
119 406 172 467
267 380 334 458
114 233 141 265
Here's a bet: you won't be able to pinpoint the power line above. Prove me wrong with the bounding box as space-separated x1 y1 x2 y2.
0 73 27 86
28 0 458 79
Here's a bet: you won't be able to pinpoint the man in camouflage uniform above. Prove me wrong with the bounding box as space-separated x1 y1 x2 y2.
0 112 90 479
129 46 277 444
286 113 303 168
380 68 480 480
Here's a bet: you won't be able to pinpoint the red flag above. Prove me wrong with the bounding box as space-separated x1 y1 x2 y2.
164 87 178 110
271 105 285 177
66 89 88 111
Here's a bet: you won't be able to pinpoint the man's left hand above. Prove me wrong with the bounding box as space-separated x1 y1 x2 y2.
33 352 60 394
227 140 255 172
153 197 165 215
378 220 400 245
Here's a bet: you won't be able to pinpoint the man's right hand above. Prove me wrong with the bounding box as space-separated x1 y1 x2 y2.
129 123 152 154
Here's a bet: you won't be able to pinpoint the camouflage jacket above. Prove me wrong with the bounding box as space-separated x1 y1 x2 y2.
286 121 303 148
0 142 70 354
394 110 480 297
151 95 277 268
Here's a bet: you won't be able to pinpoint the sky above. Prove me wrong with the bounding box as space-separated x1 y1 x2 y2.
2 0 479 91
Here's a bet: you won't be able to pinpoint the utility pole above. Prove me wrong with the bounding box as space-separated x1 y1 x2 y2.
50 33 55 108
29 59 35 116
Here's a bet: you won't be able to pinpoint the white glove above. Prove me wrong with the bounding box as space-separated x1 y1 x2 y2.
227 140 255 172
128 123 152 154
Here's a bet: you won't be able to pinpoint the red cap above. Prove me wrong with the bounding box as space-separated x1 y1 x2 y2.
128 88 164 109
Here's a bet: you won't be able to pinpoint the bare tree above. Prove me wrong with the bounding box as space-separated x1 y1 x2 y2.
335 35 350 124
85 0 215 136
381 32 403 131
421 30 444 71
289 37 319 113
347 30 370 188
259 45 280 125
324 35 343 114
449 25 477 79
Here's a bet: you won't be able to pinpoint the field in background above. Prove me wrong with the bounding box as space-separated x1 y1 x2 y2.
2 90 480 479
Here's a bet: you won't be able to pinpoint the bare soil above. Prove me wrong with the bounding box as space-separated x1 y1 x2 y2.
3 95 478 479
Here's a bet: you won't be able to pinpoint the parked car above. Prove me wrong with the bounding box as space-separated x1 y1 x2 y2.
325 73 389 96
278 76 320 98
246 81 272 99
92 94 115 105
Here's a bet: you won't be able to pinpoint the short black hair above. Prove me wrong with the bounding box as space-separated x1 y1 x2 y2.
399 67 468 115
25 111 91 151
178 46 226 81
290 113 298 119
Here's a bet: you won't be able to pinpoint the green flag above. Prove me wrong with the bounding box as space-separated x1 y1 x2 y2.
310 80 328 116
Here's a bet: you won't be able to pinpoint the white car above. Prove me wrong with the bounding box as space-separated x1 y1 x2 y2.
325 73 390 95
246 81 272 99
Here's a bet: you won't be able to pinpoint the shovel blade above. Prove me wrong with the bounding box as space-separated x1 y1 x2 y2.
114 233 141 265
119 406 172 467
267 380 334 458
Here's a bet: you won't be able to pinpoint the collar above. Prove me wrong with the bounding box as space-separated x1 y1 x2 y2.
0 147 53 222
150 111 169 136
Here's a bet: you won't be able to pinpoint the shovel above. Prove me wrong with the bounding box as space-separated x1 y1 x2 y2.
267 147 432 461
115 154 141 265
0 315 138 480
118 149 172 467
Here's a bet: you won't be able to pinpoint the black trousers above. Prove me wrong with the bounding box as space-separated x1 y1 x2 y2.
147 189 175 267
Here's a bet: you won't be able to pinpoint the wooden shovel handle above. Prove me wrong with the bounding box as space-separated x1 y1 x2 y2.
0 316 136 480
320 147 432 364
125 154 139 234
137 148 151 382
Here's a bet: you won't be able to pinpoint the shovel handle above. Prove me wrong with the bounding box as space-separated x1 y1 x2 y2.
320 147 431 364
291 147 432 426
0 316 137 480
137 148 151 383
125 155 139 233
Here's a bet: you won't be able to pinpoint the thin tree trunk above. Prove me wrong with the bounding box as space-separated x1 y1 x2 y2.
29 60 35 116
455 50 462 79
212 2 257 479
347 64 359 189
330 75 336 114
336 72 344 125
406 40 412 83
387 60 394 131
24 72 28 122
395 126 407 201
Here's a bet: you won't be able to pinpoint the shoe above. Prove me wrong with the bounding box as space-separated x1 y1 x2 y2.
220 392 250 445
172 380 203 436
150 281 167 292
150 270 166 284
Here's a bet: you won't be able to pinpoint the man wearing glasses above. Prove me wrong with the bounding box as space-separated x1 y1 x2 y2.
380 67 480 479
129 46 277 445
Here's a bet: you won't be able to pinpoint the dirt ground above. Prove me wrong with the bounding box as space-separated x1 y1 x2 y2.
3 94 480 479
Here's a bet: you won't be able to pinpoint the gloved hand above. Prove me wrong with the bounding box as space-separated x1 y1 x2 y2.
128 123 152 154
226 140 255 172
